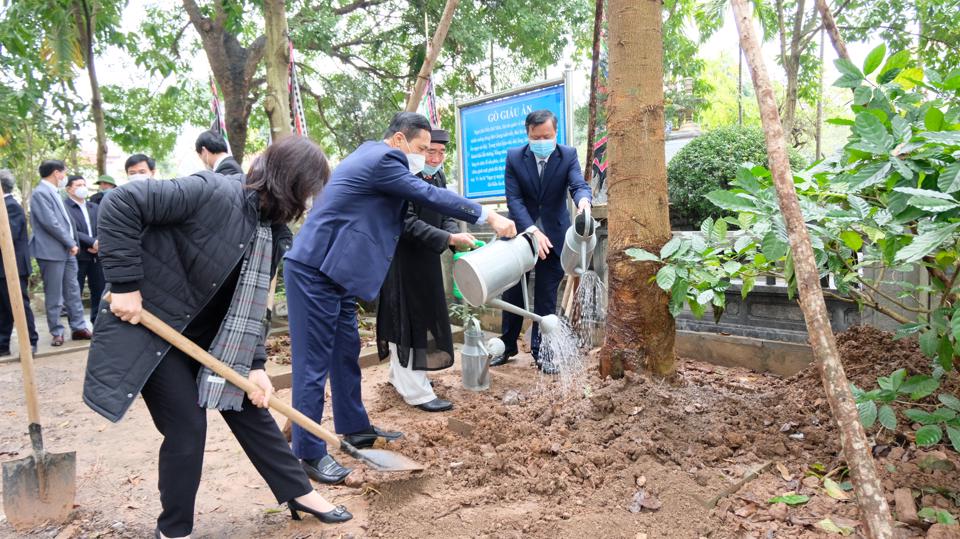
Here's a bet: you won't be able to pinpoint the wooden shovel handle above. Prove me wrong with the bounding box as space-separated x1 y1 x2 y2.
0 196 41 426
103 293 342 450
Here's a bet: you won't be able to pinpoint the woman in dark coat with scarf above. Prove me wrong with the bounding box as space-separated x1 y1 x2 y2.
376 129 477 412
83 136 351 538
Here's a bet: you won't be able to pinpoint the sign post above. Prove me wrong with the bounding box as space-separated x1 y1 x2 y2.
455 77 572 203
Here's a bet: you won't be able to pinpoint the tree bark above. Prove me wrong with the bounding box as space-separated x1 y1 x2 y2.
183 0 266 164
76 0 107 175
815 0 850 60
404 0 459 112
600 0 675 379
263 0 292 142
815 27 824 159
583 0 604 186
730 0 895 536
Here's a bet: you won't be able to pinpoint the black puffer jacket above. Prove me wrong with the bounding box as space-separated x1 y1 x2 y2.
82 171 292 422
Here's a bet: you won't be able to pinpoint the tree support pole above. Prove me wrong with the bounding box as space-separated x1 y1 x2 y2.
404 0 460 112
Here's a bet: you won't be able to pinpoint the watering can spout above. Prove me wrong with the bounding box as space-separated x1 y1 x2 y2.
561 206 598 277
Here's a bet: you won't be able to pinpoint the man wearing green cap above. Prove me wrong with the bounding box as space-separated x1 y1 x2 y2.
90 174 116 205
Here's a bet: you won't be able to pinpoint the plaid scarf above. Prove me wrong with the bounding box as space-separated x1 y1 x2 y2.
196 224 273 412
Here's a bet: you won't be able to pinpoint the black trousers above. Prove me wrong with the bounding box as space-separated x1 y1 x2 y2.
499 251 565 360
0 274 38 351
76 257 105 324
140 349 312 536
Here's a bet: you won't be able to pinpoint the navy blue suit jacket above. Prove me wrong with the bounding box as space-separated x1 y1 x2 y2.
2 195 31 279
504 144 592 250
286 141 484 301
65 198 99 262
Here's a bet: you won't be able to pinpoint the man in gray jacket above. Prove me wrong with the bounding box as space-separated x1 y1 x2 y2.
30 160 90 346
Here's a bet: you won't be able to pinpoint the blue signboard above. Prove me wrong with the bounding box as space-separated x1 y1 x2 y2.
458 83 567 200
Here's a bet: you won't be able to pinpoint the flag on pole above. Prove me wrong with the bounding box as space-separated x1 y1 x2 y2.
288 40 308 137
418 77 441 128
209 75 232 154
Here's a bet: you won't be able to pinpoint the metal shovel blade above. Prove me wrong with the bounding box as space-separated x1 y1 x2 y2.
352 447 425 473
2 450 76 529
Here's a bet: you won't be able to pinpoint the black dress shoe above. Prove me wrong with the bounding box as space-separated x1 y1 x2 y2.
490 351 517 367
288 498 353 523
538 361 559 375
343 425 403 449
301 455 352 485
416 398 453 412
0 349 9 356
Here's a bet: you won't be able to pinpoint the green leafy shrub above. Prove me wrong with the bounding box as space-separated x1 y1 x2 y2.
667 125 805 225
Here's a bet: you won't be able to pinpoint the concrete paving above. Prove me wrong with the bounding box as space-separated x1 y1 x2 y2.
0 307 92 364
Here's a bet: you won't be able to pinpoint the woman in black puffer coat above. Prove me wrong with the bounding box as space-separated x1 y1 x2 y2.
83 136 351 538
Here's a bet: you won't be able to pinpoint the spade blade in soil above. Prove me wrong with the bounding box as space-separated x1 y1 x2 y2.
2 450 77 529
351 447 425 472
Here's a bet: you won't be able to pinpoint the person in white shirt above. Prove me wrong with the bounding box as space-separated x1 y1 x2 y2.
64 175 105 325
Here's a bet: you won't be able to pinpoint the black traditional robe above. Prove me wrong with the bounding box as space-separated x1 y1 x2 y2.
376 169 459 371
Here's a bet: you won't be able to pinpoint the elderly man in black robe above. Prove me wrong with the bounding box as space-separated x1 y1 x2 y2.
376 128 477 412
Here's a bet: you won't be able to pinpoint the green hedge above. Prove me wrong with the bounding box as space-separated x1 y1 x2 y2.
668 125 805 225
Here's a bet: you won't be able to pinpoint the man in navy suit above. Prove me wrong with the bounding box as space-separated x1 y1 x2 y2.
0 170 38 356
64 175 105 324
284 112 516 484
491 109 592 374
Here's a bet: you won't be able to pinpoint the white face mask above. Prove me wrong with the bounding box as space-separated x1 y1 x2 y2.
401 136 426 175
74 187 89 199
128 173 150 182
57 177 68 189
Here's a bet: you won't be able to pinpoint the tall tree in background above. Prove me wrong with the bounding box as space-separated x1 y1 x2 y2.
601 0 675 378
182 0 265 164
262 0 292 141
74 0 109 174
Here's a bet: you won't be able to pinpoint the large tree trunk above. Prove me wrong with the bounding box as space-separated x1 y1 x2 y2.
583 0 604 185
600 0 676 379
730 0 895 536
263 0 292 142
404 0 459 112
76 0 107 175
183 0 265 164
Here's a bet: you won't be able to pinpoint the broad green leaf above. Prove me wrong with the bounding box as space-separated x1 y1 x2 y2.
656 265 677 289
835 58 864 81
854 113 893 151
904 375 940 400
696 289 715 305
891 115 912 143
734 235 753 253
863 43 886 75
925 108 945 131
894 67 925 89
712 219 728 243
947 425 960 452
904 408 937 425
734 167 761 194
853 86 872 106
840 230 863 251
937 162 960 193
915 424 943 446
895 223 960 264
919 131 960 145
858 400 878 428
827 118 855 126
920 331 939 358
847 162 891 189
762 231 788 261
700 217 714 237
669 278 688 316
705 190 757 212
660 236 682 259
722 261 742 274
741 274 755 299
939 393 960 411
881 50 910 74
907 196 960 212
767 494 809 505
890 156 915 180
625 248 660 262
878 405 897 430
893 187 957 201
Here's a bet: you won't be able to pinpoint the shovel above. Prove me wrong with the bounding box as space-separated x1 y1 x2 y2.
0 197 76 529
103 294 424 473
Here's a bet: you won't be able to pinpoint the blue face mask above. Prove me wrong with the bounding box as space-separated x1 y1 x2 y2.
422 163 441 176
529 138 557 159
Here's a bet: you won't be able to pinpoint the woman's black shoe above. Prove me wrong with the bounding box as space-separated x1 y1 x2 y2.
287 499 353 523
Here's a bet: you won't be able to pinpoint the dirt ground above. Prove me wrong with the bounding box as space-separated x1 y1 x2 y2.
0 326 958 538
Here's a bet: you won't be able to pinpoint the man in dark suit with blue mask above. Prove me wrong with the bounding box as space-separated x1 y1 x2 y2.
284 112 517 484
490 109 592 374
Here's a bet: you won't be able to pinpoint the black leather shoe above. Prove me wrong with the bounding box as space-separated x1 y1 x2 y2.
343 425 403 449
416 398 453 412
490 352 517 367
288 498 353 523
538 361 559 375
0 349 9 356
301 455 352 485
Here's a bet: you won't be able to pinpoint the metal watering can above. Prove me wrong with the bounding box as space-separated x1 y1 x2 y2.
560 206 598 276
460 317 505 391
452 231 560 335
